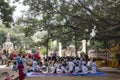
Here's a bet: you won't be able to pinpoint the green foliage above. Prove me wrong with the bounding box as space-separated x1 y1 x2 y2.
50 41 59 52
23 26 35 37
22 0 120 40
0 24 10 45
0 24 35 49
0 0 15 27
80 51 85 58
0 26 6 45
90 39 114 50
21 49 26 55
12 0 120 52
41 47 47 55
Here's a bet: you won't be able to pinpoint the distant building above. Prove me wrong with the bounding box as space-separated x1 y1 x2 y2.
88 49 109 59
3 33 14 54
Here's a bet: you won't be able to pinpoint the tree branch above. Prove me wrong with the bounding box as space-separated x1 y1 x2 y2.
77 0 120 25
104 24 120 32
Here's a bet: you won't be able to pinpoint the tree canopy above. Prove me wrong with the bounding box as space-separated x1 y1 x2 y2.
19 0 120 40
0 0 15 27
12 0 120 52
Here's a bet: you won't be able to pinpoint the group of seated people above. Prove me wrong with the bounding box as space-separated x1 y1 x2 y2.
12 54 98 75
22 56 98 75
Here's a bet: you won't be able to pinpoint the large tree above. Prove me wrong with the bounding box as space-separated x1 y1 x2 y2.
21 0 120 39
0 0 15 27
15 0 120 56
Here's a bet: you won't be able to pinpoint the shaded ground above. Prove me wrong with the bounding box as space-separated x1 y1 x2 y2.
0 67 19 80
25 72 120 80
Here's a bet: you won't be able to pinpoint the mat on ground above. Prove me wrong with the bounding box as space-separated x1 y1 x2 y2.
26 71 108 77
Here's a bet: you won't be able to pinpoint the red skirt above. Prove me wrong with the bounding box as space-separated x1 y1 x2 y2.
19 71 25 80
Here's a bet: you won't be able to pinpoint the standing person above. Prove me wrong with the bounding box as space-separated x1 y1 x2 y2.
22 55 28 76
3 49 6 55
12 61 18 72
18 61 25 80
34 52 40 60
17 54 21 65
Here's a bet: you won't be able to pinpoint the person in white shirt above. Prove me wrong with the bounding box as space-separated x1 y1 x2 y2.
61 60 67 73
74 64 80 75
52 61 60 73
87 59 92 70
68 59 74 73
82 59 86 66
81 64 89 74
61 66 67 73
91 59 97 73
31 59 37 72
78 58 82 71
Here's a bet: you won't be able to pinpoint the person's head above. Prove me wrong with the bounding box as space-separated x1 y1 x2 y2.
84 63 87 66
34 58 36 61
45 58 48 62
82 58 85 61
22 55 25 58
14 61 16 65
37 63 39 65
92 59 95 62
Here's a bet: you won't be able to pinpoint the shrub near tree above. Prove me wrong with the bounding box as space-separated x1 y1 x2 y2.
41 47 47 57
80 51 85 58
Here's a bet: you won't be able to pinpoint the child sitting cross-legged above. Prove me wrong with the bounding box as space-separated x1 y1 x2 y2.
12 61 18 72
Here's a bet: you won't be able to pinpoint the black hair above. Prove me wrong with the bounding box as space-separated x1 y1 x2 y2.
14 61 16 65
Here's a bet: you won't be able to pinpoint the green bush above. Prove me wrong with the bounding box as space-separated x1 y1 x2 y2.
41 47 47 55
80 51 85 58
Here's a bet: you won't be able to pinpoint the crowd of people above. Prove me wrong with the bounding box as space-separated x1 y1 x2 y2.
11 53 98 80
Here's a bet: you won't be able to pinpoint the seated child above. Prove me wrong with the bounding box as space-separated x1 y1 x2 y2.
12 61 18 72
74 64 80 75
31 59 37 72
81 64 89 74
90 60 97 73
61 65 67 73
52 61 61 73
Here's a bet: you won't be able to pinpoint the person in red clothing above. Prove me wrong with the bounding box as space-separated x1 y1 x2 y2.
34 53 40 60
4 73 12 80
4 73 14 80
28 53 32 58
18 61 25 80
